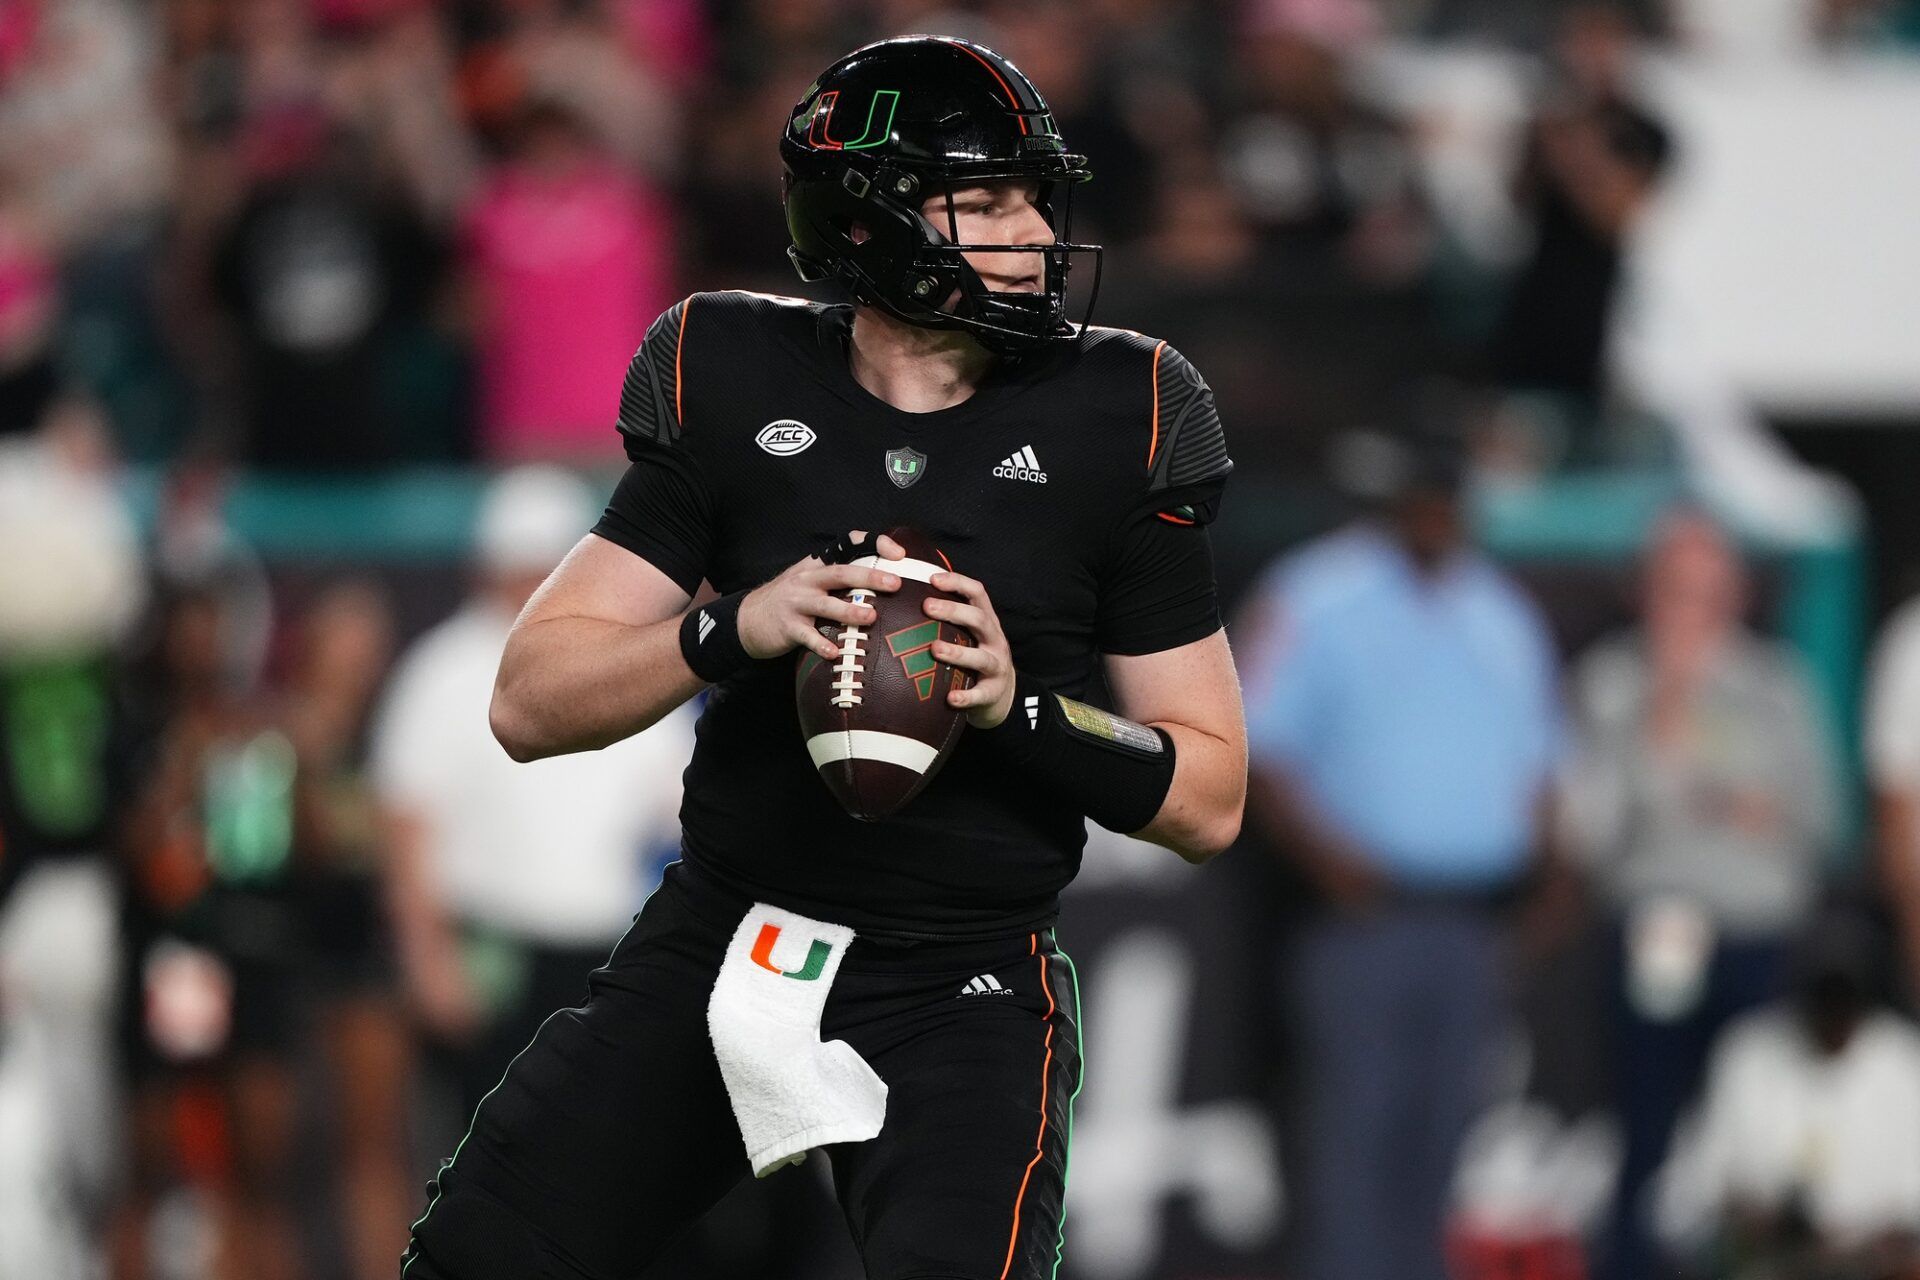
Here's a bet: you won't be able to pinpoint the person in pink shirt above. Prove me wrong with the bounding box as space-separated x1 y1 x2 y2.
462 98 675 463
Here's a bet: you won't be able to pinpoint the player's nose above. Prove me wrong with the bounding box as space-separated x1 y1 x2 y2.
1011 199 1054 248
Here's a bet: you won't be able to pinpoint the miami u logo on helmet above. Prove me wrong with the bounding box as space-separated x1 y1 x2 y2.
805 88 901 151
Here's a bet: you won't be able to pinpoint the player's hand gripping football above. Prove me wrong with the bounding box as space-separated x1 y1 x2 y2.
924 571 1016 730
737 531 905 662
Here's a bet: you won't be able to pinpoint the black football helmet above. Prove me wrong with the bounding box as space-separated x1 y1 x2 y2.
781 36 1101 354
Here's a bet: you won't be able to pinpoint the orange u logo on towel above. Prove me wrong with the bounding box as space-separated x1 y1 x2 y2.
750 923 831 981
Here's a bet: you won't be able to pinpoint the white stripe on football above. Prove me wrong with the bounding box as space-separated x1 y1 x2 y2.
805 730 941 774
846 554 947 584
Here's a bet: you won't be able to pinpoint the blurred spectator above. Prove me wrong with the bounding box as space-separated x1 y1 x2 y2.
0 0 173 252
454 0 681 177
0 174 61 435
1135 170 1263 285
459 99 673 464
987 0 1157 245
116 564 308 1280
322 5 480 228
208 109 453 468
150 461 276 697
680 59 821 289
1108 164 1454 487
1655 916 1920 1280
607 0 714 92
1489 4 1671 467
371 466 692 1125
284 582 412 1280
0 429 145 1280
1865 587 1920 1003
1222 0 1434 284
1240 415 1565 1280
1564 509 1840 1280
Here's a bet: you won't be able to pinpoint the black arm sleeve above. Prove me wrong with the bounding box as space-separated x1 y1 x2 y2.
591 447 713 596
1096 515 1222 656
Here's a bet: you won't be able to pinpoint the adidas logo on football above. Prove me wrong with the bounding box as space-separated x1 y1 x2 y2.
992 446 1047 484
958 973 1013 997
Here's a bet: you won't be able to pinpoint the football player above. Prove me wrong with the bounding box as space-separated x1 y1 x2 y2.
402 35 1244 1280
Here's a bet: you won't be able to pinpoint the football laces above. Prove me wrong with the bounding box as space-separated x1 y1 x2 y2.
830 589 868 708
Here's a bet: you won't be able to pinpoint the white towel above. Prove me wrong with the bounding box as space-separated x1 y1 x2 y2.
707 903 888 1176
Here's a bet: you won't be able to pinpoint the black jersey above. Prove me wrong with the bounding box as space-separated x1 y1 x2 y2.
592 290 1231 937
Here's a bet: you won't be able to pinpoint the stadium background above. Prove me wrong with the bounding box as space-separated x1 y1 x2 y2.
4 0 1920 1277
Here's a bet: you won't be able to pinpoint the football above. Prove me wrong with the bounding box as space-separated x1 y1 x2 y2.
795 527 972 821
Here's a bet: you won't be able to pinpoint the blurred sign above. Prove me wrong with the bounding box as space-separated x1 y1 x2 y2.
1059 831 1286 1279
1633 55 1920 417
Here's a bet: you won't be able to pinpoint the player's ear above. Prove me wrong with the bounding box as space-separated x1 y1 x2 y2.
848 221 871 245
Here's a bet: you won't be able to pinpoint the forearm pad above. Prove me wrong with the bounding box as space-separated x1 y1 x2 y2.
980 672 1176 834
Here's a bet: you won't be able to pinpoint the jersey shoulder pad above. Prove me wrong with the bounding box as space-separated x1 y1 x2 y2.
616 295 696 452
1065 328 1233 522
1145 341 1231 505
1074 328 1232 484
616 291 829 458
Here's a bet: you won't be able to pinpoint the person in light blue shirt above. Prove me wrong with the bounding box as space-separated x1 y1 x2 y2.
1240 427 1564 1280
1246 526 1562 889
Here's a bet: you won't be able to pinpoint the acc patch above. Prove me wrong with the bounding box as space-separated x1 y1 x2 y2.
756 420 816 456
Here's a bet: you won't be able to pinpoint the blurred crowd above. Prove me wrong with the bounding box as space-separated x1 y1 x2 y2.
0 0 1910 475
0 453 696 1280
5 2 1920 1280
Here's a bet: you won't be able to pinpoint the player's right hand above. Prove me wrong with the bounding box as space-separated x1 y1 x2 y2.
738 531 905 662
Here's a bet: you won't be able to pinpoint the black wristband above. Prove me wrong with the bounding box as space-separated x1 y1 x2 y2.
679 590 753 684
981 671 1176 834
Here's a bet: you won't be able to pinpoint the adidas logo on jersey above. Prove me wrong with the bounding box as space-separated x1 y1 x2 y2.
958 973 1013 997
992 446 1047 484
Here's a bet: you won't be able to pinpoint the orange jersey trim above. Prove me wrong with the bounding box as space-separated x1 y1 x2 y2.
1147 340 1167 468
1000 935 1059 1278
675 297 693 427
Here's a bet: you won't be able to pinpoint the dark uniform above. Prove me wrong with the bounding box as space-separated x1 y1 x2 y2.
405 36 1232 1280
404 289 1228 1280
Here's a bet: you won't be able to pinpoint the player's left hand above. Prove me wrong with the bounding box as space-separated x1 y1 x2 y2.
925 571 1015 730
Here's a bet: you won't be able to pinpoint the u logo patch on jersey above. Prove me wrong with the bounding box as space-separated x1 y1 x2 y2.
885 446 927 488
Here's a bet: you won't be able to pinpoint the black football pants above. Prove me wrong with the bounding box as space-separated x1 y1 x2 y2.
400 860 1081 1280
